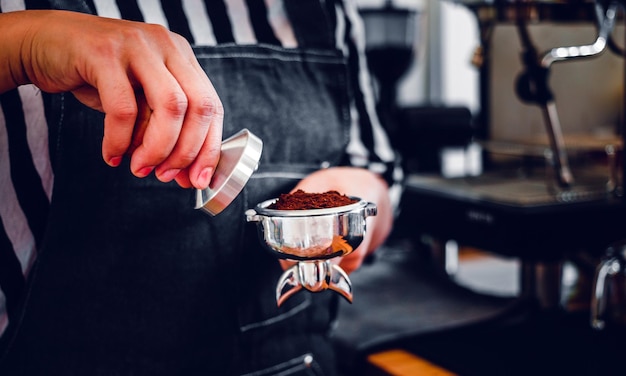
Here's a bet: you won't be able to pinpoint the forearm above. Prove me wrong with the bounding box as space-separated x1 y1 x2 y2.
0 11 37 93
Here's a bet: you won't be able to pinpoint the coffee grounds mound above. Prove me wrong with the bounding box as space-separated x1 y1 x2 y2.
268 189 358 210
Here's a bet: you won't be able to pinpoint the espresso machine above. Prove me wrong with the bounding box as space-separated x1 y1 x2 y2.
404 0 625 290
398 1 626 372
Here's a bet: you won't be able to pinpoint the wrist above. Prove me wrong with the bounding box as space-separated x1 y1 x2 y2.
0 11 36 92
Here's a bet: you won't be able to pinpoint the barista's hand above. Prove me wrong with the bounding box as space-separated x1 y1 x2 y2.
278 167 393 275
0 10 223 189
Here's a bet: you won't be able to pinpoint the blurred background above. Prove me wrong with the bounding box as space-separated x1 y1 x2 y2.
332 1 626 375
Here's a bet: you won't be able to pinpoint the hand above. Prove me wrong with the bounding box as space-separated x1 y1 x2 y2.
278 167 393 275
1 10 223 189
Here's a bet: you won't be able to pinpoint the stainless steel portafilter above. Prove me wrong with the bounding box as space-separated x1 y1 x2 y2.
246 199 377 306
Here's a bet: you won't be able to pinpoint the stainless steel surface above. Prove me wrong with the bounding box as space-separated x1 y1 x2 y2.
275 260 353 307
195 128 263 216
246 198 377 306
540 1 617 67
592 240 626 330
542 101 574 187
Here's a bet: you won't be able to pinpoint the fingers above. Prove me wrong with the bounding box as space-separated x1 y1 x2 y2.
97 29 223 189
336 250 365 275
151 44 223 188
126 64 188 178
175 120 223 189
126 91 151 156
99 75 140 167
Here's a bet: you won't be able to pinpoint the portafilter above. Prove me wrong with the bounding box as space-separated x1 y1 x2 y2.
246 198 377 306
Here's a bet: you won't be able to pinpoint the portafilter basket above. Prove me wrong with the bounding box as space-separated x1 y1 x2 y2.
246 198 377 306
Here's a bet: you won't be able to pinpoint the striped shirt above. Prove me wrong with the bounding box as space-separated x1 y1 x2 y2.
0 0 399 338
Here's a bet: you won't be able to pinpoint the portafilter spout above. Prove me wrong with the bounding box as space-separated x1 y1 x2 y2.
276 260 353 307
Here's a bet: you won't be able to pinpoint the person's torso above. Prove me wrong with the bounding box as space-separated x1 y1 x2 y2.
0 1 355 375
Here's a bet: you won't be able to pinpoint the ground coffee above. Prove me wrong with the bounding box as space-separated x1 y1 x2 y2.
268 189 358 210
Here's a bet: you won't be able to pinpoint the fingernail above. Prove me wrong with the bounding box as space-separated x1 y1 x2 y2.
136 166 155 177
108 156 122 167
159 168 181 182
197 167 214 188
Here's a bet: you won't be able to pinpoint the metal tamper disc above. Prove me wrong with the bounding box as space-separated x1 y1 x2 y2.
194 128 263 216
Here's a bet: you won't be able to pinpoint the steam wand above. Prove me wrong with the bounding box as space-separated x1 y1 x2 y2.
514 0 618 188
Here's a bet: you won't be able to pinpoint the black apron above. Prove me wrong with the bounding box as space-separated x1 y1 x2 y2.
0 3 352 375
